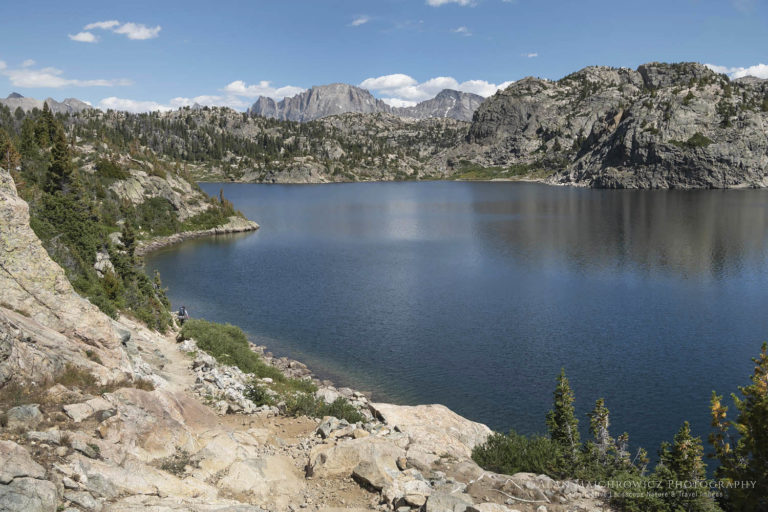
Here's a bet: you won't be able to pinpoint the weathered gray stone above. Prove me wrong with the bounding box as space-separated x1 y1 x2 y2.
0 440 46 484
64 489 101 511
0 477 58 512
425 491 474 512
6 404 43 429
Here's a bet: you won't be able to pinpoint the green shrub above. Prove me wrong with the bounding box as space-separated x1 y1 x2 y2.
179 319 284 380
244 382 275 407
670 132 713 149
95 158 129 179
283 393 365 423
472 431 562 477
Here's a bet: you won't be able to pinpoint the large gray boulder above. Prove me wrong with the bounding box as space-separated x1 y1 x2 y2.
0 440 57 512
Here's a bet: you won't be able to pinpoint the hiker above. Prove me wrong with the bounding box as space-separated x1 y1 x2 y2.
177 305 190 325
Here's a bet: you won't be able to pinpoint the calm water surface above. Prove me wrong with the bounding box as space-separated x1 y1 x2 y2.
147 181 768 457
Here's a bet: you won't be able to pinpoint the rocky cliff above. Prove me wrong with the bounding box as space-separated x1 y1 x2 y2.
395 89 484 122
453 62 768 188
0 93 91 115
0 164 609 511
248 84 393 122
248 85 484 122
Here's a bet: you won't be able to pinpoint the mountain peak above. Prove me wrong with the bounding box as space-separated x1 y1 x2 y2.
7 92 23 99
249 84 486 122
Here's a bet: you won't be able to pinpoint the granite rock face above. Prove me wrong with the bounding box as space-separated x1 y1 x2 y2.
249 83 393 122
457 62 768 188
0 93 91 115
395 89 485 122
249 84 485 122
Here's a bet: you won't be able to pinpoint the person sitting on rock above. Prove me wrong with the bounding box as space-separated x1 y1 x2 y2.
177 305 190 325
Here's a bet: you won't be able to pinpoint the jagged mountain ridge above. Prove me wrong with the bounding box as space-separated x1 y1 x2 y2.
248 83 485 122
0 92 91 115
444 62 768 188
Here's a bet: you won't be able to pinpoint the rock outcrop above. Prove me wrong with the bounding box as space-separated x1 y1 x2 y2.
248 85 485 122
395 89 484 122
249 84 393 122
0 93 91 115
455 62 768 188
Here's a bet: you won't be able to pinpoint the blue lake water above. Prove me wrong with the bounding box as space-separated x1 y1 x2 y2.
146 181 768 460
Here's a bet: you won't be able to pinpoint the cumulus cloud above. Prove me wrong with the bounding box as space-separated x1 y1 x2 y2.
75 20 161 41
361 73 513 104
21 59 36 67
705 63 768 79
222 80 306 99
99 97 173 113
350 16 370 26
452 26 471 36
426 0 475 6
1 63 132 88
84 20 120 30
69 31 98 43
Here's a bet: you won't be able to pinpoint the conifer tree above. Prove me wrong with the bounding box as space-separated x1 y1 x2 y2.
547 368 580 464
710 343 768 511
587 398 613 464
45 125 74 194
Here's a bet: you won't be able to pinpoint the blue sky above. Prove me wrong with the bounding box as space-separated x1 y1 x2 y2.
0 0 766 112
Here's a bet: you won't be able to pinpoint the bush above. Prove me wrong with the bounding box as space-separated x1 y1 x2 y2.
179 319 284 380
95 158 129 180
244 383 275 407
283 393 365 423
472 431 562 477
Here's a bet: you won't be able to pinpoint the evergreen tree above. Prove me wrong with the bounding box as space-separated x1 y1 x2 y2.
0 128 21 171
587 398 613 464
45 125 74 193
121 221 137 262
547 368 580 464
710 343 768 511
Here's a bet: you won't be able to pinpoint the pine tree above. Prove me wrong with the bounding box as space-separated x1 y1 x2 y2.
547 368 580 465
45 125 74 194
710 343 768 511
121 221 137 262
0 129 21 171
587 398 613 464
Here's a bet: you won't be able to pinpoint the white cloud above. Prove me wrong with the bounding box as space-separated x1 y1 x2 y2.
426 0 475 5
69 31 98 43
113 22 162 40
350 16 370 26
21 59 36 67
360 74 418 90
705 63 768 79
99 97 173 113
222 80 305 99
0 61 6 71
76 20 161 41
523 52 538 58
381 98 418 107
360 73 513 103
452 26 471 36
1 63 132 88
84 20 120 30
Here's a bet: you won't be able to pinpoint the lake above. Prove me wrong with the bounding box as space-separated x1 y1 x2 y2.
146 181 768 459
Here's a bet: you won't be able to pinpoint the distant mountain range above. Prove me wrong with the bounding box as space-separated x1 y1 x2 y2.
0 92 92 114
248 83 485 122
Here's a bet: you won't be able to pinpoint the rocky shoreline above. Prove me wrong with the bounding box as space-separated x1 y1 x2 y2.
135 216 260 256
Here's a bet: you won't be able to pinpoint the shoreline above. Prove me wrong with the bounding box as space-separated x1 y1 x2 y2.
136 215 260 256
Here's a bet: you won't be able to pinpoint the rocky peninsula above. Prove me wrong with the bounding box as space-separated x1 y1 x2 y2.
0 162 609 511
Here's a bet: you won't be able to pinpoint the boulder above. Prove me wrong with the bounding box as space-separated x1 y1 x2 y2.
309 436 405 491
426 491 474 512
0 440 46 483
370 403 491 460
6 404 43 429
218 455 304 508
64 397 113 422
0 477 58 512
